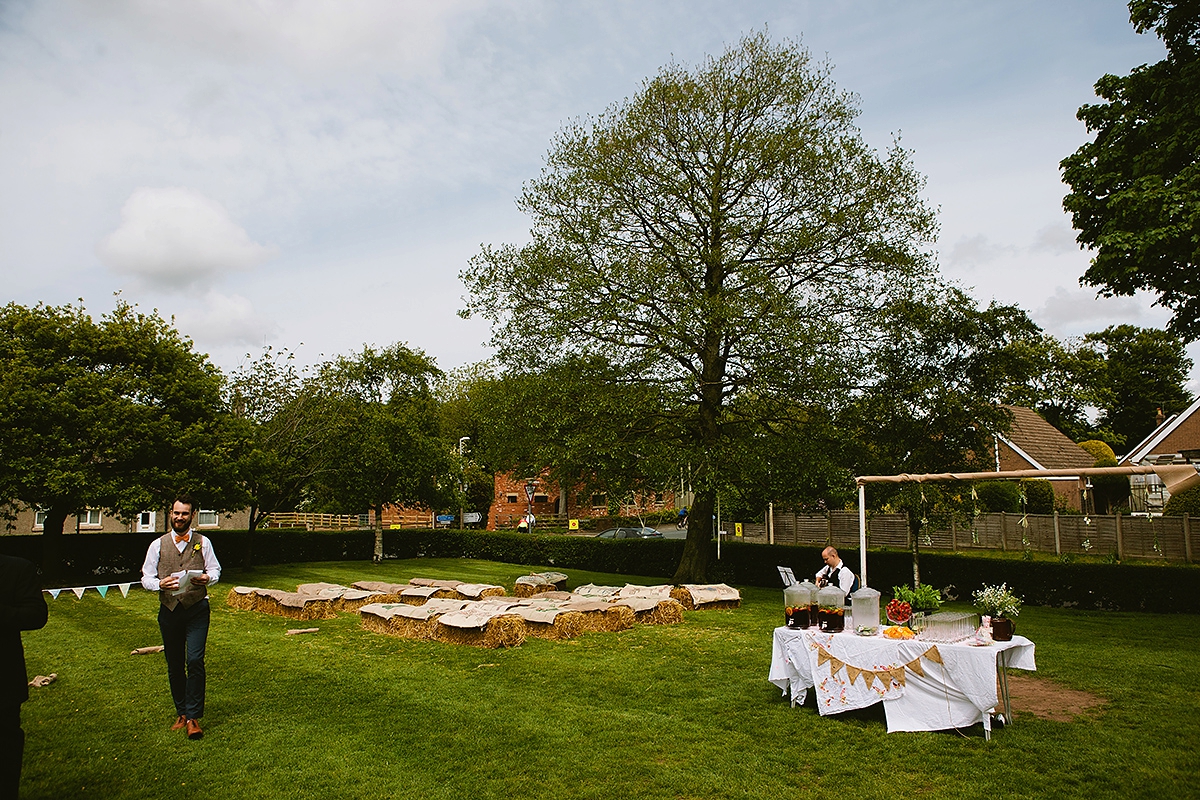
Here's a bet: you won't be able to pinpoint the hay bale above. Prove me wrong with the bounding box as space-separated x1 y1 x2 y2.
454 584 506 600
669 587 696 611
352 580 408 594
256 591 338 621
572 604 635 634
433 614 526 648
638 599 684 625
336 589 398 612
522 610 585 641
295 582 348 598
359 608 439 640
225 586 257 610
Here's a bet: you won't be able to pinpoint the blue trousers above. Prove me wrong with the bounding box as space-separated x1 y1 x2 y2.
158 599 209 720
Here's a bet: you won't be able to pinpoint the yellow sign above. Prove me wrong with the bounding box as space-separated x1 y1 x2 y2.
569 519 579 530
734 522 743 537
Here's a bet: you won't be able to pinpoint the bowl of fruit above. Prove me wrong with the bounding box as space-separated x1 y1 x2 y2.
886 599 912 627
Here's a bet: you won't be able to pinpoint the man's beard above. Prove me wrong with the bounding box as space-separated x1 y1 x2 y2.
171 516 191 533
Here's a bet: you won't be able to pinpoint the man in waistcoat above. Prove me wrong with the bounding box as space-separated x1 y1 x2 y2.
1 554 49 798
140 495 221 740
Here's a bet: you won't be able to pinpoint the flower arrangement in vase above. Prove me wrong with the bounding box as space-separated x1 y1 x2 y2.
972 583 1022 641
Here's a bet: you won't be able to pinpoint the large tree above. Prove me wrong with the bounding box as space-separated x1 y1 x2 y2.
0 301 245 577
308 344 453 561
461 33 938 581
1061 0 1200 341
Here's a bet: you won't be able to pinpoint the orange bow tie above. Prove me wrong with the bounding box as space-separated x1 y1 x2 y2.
174 533 190 544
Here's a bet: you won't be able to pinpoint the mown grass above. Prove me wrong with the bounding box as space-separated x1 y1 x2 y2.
21 558 1200 799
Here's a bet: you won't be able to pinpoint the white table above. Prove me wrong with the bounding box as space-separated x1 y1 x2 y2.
769 627 1036 737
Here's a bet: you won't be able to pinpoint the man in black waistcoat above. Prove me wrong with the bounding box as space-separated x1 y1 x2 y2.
1 554 49 798
140 495 221 740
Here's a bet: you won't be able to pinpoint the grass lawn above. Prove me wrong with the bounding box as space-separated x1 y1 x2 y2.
20 558 1200 799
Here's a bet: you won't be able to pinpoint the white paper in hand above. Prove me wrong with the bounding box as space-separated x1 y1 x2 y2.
171 569 205 596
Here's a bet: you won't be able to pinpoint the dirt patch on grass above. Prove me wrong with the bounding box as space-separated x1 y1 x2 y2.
1005 674 1105 722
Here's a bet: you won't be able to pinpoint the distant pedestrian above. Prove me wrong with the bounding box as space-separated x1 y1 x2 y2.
140 495 221 740
1 554 49 799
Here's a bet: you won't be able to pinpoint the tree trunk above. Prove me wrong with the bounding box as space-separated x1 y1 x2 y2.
40 506 70 583
673 490 714 583
243 502 260 569
373 503 384 563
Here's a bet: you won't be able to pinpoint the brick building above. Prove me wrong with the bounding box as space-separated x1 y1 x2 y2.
992 405 1094 511
1120 395 1200 512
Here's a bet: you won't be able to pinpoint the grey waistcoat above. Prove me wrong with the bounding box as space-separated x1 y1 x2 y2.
157 532 208 610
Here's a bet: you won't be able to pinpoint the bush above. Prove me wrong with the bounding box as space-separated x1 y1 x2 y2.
974 481 1020 513
1079 440 1117 465
1164 485 1200 516
1021 480 1055 514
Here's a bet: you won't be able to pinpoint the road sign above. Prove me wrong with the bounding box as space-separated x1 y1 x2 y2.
734 522 743 537
569 519 579 530
524 483 536 503
436 514 454 523
463 512 482 524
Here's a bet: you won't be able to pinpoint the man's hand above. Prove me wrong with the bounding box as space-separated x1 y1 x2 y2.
193 573 210 586
160 575 181 590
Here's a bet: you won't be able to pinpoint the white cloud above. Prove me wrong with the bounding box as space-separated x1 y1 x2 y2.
1034 286 1147 330
172 291 278 348
943 234 1019 269
1030 222 1081 256
96 187 277 288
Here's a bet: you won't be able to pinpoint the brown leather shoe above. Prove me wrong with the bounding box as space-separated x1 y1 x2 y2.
186 719 203 740
171 715 187 731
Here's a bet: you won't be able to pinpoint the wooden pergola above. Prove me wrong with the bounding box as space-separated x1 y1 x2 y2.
852 464 1200 588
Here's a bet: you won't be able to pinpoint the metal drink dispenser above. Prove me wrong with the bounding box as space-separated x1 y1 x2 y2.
850 587 880 634
784 583 808 628
817 584 846 632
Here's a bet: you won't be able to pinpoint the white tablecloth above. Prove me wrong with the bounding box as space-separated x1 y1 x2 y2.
769 627 1035 733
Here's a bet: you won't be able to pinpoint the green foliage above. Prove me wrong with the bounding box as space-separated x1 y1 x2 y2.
1164 485 1200 515
974 481 1021 513
892 582 943 611
1079 439 1118 465
972 582 1023 617
1021 480 1056 515
1083 325 1193 447
459 33 938 581
0 301 245 573
1061 0 1200 341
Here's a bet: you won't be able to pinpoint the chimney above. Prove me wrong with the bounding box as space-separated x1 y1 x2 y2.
1156 407 1165 426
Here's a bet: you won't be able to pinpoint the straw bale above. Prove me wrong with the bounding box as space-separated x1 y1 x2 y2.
360 611 438 640
670 587 696 610
522 610 585 641
295 582 349 598
573 604 635 634
256 591 338 621
399 586 457 605
573 584 622 600
409 578 463 589
336 590 398 612
637 599 684 626
674 584 742 610
225 586 257 610
352 580 408 594
454 584 506 600
433 614 526 648
249 589 290 614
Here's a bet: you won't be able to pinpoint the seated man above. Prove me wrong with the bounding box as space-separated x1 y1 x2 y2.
815 546 858 601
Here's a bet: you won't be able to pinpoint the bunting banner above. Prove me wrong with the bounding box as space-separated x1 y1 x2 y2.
44 583 141 600
813 643 944 691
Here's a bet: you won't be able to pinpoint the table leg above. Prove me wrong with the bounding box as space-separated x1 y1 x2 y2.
997 650 1013 724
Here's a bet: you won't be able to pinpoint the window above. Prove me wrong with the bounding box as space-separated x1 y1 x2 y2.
34 510 47 529
591 493 607 509
197 509 219 527
506 494 519 504
78 509 102 527
533 494 550 504
137 511 157 532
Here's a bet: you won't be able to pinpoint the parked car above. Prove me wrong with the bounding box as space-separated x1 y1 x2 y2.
593 527 663 539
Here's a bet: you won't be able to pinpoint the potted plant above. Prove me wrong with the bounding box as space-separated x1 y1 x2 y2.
972 583 1022 641
891 584 942 629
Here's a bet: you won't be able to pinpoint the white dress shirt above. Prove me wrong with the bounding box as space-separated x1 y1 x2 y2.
140 530 222 592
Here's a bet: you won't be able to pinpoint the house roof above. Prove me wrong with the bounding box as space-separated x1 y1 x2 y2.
997 405 1095 470
1121 394 1200 465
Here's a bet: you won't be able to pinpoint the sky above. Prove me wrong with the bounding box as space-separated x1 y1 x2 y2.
2 0 1196 393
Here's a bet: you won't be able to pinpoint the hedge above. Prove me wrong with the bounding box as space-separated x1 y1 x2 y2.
4 528 1198 613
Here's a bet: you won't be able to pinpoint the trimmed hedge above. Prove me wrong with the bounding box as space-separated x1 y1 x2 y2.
5 528 1198 613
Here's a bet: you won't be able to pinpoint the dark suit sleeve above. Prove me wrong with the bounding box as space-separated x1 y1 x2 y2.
0 556 48 634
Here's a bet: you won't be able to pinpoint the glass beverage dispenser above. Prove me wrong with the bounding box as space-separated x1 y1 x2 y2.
850 587 880 634
817 584 846 632
784 581 815 628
